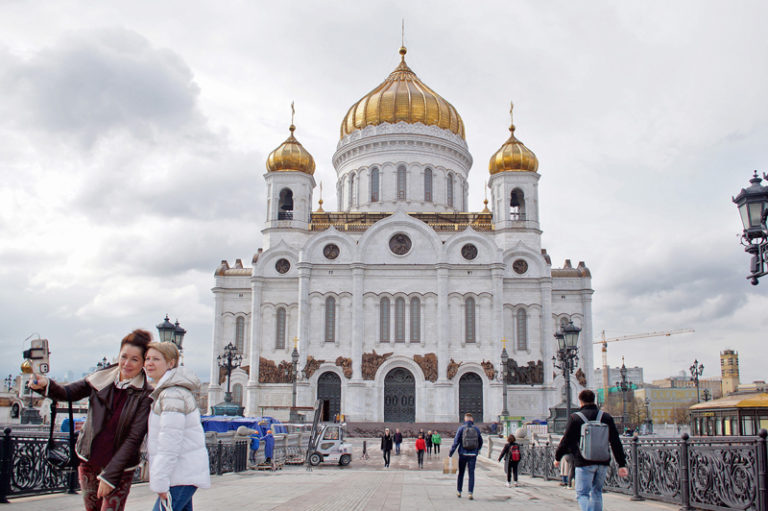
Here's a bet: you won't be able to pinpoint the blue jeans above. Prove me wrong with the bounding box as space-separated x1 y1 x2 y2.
457 455 477 493
152 485 197 511
395 442 401 455
575 465 608 511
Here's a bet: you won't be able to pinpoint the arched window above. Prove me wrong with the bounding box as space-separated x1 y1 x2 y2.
348 174 355 209
424 168 433 202
410 297 420 342
235 317 245 353
510 188 526 220
325 297 336 343
275 307 286 349
370 167 380 202
447 173 454 207
516 309 528 351
465 297 476 343
395 297 405 342
232 383 243 405
380 297 390 342
397 165 407 200
278 188 294 220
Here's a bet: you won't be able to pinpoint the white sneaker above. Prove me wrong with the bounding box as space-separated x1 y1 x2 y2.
505 482 511 487
514 482 520 487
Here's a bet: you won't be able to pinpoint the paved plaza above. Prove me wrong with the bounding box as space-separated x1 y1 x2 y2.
11 441 676 510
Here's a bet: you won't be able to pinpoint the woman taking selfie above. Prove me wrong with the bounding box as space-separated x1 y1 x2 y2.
29 329 154 511
144 342 210 511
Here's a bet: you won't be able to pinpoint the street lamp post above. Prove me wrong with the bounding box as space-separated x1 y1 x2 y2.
552 320 581 418
733 171 768 285
4 374 13 392
615 358 632 430
703 388 712 402
211 342 244 416
690 359 704 403
156 315 187 364
500 338 509 417
644 397 653 434
290 337 300 422
96 357 109 370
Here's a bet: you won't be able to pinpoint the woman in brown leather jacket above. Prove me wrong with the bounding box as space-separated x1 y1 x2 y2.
29 329 154 511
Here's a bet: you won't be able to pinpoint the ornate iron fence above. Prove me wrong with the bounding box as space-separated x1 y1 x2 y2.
517 430 768 511
206 440 248 475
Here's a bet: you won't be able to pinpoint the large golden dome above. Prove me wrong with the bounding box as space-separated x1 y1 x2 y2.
489 103 538 174
266 124 316 175
340 47 465 140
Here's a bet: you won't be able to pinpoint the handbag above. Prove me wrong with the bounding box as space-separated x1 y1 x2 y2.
45 387 78 471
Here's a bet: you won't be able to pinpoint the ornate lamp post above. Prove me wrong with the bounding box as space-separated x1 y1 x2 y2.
733 171 768 285
553 320 581 418
615 358 632 430
4 374 13 392
211 342 244 416
703 388 712 402
96 357 109 370
290 337 300 422
156 315 187 364
690 359 704 403
500 338 509 418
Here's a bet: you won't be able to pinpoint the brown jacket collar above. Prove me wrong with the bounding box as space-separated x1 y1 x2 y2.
86 365 147 392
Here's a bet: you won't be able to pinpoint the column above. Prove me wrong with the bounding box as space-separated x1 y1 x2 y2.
541 279 554 385
581 292 594 388
491 265 504 346
208 288 225 412
245 278 263 416
297 264 311 361
436 265 449 381
351 264 364 381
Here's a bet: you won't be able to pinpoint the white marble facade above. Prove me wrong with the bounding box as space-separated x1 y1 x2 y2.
208 57 594 424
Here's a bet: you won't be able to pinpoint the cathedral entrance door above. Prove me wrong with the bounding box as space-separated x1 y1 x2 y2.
317 372 341 422
384 368 415 422
459 372 483 422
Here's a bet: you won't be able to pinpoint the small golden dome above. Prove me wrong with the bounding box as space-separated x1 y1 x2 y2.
489 102 538 174
266 124 316 175
340 47 465 140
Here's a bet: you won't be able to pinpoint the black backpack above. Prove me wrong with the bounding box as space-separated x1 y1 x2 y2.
461 426 479 450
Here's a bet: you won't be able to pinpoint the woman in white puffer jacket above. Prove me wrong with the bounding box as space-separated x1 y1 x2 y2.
145 342 210 511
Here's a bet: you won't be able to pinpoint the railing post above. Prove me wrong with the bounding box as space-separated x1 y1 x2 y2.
757 429 768 511
630 434 644 501
679 433 692 511
0 428 12 504
216 440 223 476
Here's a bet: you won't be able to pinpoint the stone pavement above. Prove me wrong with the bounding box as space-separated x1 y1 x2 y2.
10 442 677 510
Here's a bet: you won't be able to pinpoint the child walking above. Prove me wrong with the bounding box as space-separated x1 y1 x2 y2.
415 432 426 469
497 434 522 487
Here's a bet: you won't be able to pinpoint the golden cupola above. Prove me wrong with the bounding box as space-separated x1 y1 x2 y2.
489 103 538 174
266 123 316 175
340 46 465 140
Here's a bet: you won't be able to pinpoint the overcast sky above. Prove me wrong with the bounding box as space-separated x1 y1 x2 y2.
1 1 766 388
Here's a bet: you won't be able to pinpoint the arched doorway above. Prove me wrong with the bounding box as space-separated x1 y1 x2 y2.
317 372 341 422
459 372 483 422
384 367 415 422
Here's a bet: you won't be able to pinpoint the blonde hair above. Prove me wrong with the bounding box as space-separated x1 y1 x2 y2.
147 342 180 368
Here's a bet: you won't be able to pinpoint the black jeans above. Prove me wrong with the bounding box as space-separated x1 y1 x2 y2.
457 455 477 493
383 449 391 467
434 443 440 454
506 460 519 482
417 450 424 467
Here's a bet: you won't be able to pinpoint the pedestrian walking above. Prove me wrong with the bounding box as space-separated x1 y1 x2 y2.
560 453 574 487
425 429 433 457
381 428 393 468
415 432 426 469
432 431 441 455
449 412 483 500
29 330 154 511
497 434 521 487
555 389 628 511
144 342 210 511
394 428 403 455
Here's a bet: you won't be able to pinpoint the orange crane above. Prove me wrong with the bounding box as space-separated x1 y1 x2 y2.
594 329 695 398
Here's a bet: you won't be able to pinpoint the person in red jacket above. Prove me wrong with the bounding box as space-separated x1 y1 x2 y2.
415 432 426 469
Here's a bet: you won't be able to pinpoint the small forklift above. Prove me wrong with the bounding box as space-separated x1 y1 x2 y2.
305 400 352 467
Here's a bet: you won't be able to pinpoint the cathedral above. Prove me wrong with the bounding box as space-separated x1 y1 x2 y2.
207 45 594 423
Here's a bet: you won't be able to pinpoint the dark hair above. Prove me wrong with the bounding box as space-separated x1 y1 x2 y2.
579 389 596 404
120 329 152 358
507 434 516 443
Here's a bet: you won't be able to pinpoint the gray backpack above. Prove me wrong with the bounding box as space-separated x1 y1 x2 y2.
575 410 611 462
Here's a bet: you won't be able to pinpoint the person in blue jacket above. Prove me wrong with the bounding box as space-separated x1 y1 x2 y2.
264 429 275 463
449 412 483 500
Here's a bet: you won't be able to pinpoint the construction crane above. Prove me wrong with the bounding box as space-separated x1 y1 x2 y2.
594 329 695 398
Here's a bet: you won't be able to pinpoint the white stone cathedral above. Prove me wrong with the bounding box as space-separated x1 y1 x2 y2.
207 46 594 423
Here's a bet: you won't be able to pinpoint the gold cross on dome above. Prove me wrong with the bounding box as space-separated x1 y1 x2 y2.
501 337 508 350
291 101 295 125
293 336 299 349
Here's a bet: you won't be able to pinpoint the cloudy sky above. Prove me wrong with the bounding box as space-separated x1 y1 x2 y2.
1 1 766 387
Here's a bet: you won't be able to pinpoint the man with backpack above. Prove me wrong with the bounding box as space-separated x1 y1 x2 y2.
449 412 483 500
555 389 628 511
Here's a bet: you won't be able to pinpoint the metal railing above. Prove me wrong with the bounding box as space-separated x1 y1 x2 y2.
206 440 248 475
508 430 768 511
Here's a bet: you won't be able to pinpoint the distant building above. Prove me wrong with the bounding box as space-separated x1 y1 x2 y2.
651 372 722 400
635 386 698 425
720 349 740 396
738 381 767 393
690 392 768 435
594 366 644 387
